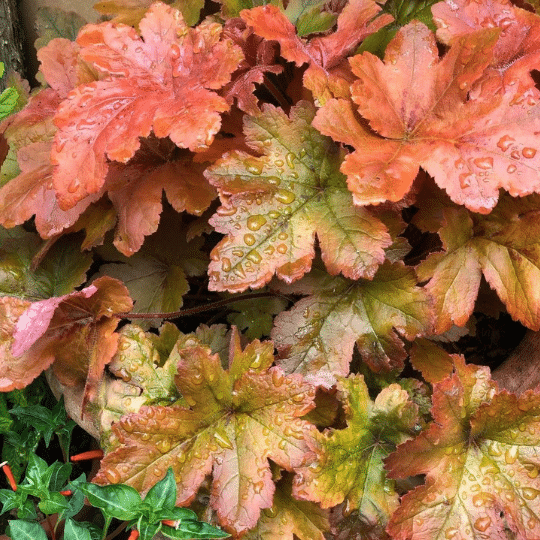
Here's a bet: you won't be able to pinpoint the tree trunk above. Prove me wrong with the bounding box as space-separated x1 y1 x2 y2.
0 0 26 90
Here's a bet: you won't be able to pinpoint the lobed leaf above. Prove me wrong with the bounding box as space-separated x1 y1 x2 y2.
386 357 540 540
417 194 540 332
294 375 419 531
206 101 391 292
315 21 540 212
241 1 393 103
52 2 243 209
95 329 317 535
272 261 433 378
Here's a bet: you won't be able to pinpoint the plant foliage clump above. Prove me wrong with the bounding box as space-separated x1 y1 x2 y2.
3 0 540 538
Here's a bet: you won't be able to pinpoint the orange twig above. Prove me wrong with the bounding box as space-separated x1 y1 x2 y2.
70 449 104 462
0 461 17 491
59 490 73 496
162 520 178 528
127 529 139 540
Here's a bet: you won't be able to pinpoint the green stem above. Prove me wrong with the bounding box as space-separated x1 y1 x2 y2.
113 291 286 320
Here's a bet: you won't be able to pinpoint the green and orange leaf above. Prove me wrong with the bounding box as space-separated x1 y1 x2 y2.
386 356 540 540
94 329 317 535
293 375 420 532
206 101 391 292
272 262 433 378
417 194 540 332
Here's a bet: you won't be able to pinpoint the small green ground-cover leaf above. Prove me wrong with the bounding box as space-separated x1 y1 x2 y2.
206 101 391 292
94 330 316 535
293 375 420 531
386 357 540 540
272 261 433 378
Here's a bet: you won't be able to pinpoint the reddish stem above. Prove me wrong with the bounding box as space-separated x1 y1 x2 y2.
70 449 104 462
0 461 17 491
162 520 177 528
127 530 139 540
59 489 73 496
113 291 281 320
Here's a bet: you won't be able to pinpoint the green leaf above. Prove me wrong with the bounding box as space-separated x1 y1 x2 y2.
63 518 93 540
34 6 87 50
80 482 143 521
38 491 70 515
7 520 49 540
0 87 19 121
58 474 87 521
0 227 92 300
206 102 391 292
143 468 177 513
161 520 230 539
136 521 161 540
293 375 419 530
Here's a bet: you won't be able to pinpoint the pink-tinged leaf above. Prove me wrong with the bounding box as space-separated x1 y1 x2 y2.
386 357 540 540
0 296 44 391
94 330 317 535
315 21 540 212
52 2 243 209
432 0 540 94
272 262 433 377
241 1 392 103
0 40 101 238
4 276 132 403
37 38 95 98
206 101 391 292
417 195 540 332
294 376 419 531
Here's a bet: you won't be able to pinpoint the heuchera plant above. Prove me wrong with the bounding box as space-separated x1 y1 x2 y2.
4 0 540 538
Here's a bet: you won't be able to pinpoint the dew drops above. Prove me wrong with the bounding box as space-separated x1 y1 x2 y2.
522 147 537 159
278 439 287 450
507 164 517 174
276 244 287 254
68 178 80 194
285 152 296 169
247 215 267 231
245 160 263 175
474 157 493 170
217 206 237 216
264 245 275 255
459 173 473 188
275 189 296 204
497 135 515 152
214 428 234 450
232 248 244 257
105 469 121 484
246 250 262 264
510 150 521 160
474 516 491 533
522 487 540 500
244 233 256 246
472 492 495 507
445 528 459 539
275 159 284 167
505 446 519 464
221 258 231 272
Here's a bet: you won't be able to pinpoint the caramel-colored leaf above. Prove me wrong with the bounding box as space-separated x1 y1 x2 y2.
386 357 540 540
241 1 392 103
417 195 540 332
94 330 316 535
315 21 540 212
272 262 433 377
206 101 391 292
244 474 329 540
432 0 540 94
52 2 242 209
